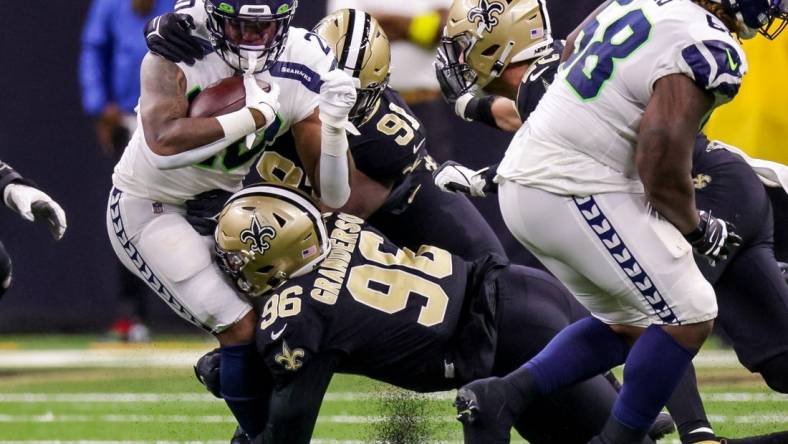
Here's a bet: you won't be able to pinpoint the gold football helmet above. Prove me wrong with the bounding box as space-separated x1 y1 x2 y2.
439 0 553 91
315 9 391 125
215 184 330 297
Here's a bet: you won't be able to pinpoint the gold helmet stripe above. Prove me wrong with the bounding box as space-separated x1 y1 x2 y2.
228 184 331 273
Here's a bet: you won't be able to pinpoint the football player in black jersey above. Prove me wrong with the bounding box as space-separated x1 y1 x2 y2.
144 8 506 262
432 1 788 442
203 183 675 444
0 160 67 296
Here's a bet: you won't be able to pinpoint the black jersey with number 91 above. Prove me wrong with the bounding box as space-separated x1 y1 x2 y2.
248 87 430 211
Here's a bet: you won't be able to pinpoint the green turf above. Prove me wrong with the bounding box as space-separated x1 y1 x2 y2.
0 338 784 442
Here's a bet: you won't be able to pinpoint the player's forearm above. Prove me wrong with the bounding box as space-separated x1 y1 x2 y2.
144 115 226 155
637 128 699 234
319 125 353 208
459 95 521 132
492 97 523 132
142 109 259 170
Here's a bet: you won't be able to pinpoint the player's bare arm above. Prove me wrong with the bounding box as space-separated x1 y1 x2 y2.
140 54 228 155
636 74 713 234
490 98 522 131
336 169 393 220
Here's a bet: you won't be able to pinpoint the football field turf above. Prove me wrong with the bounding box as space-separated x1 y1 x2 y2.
0 336 784 443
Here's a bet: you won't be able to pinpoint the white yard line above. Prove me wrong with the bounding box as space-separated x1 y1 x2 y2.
0 349 744 369
0 413 783 425
0 392 783 403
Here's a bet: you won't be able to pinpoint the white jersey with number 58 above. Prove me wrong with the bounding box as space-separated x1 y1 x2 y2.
113 22 336 205
497 0 747 195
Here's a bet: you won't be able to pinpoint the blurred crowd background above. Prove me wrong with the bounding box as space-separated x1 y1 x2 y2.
0 0 784 338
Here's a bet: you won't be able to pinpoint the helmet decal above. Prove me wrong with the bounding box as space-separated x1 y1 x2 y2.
468 0 506 32
240 215 277 255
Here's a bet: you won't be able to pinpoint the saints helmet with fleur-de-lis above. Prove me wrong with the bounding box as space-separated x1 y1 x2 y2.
438 0 554 91
215 184 330 297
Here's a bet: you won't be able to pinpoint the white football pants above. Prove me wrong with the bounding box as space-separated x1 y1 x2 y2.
106 187 252 333
498 180 717 327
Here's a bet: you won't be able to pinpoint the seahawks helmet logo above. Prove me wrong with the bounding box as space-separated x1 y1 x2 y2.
468 0 505 32
240 215 276 255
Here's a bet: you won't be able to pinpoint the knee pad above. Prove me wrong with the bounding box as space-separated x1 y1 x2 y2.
0 242 11 297
194 348 222 398
759 353 788 393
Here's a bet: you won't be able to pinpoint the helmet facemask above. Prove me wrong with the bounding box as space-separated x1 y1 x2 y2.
437 33 482 95
205 1 298 73
349 73 389 126
719 0 788 38
758 0 788 38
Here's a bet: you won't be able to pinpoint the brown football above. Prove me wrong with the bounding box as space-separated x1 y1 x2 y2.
187 76 271 118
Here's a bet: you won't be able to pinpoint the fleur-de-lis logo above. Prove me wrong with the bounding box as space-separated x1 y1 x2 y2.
468 0 505 32
240 215 276 255
693 174 713 190
275 341 305 371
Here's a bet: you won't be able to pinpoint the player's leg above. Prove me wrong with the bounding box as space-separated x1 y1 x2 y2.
106 188 266 437
490 265 637 443
367 170 506 261
714 243 788 393
0 240 11 297
456 183 716 443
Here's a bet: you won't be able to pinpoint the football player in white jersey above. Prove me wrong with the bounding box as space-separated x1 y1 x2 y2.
106 0 358 439
444 0 788 442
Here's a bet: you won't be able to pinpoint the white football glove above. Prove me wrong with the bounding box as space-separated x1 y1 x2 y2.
4 183 67 240
319 70 359 133
243 74 280 148
244 75 280 129
433 161 491 198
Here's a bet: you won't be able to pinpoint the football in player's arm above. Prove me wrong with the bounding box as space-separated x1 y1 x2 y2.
143 0 356 209
147 7 507 262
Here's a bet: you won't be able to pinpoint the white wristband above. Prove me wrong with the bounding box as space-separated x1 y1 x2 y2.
216 108 257 142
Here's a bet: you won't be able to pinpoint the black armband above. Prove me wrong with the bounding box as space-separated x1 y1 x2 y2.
0 161 33 197
464 95 499 129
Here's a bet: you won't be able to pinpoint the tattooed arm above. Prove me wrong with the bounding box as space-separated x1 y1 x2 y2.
138 54 267 169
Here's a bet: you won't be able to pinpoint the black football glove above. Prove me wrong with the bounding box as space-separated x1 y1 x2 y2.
144 13 204 65
185 189 233 236
194 348 222 398
684 210 742 266
778 262 788 284
434 45 476 106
